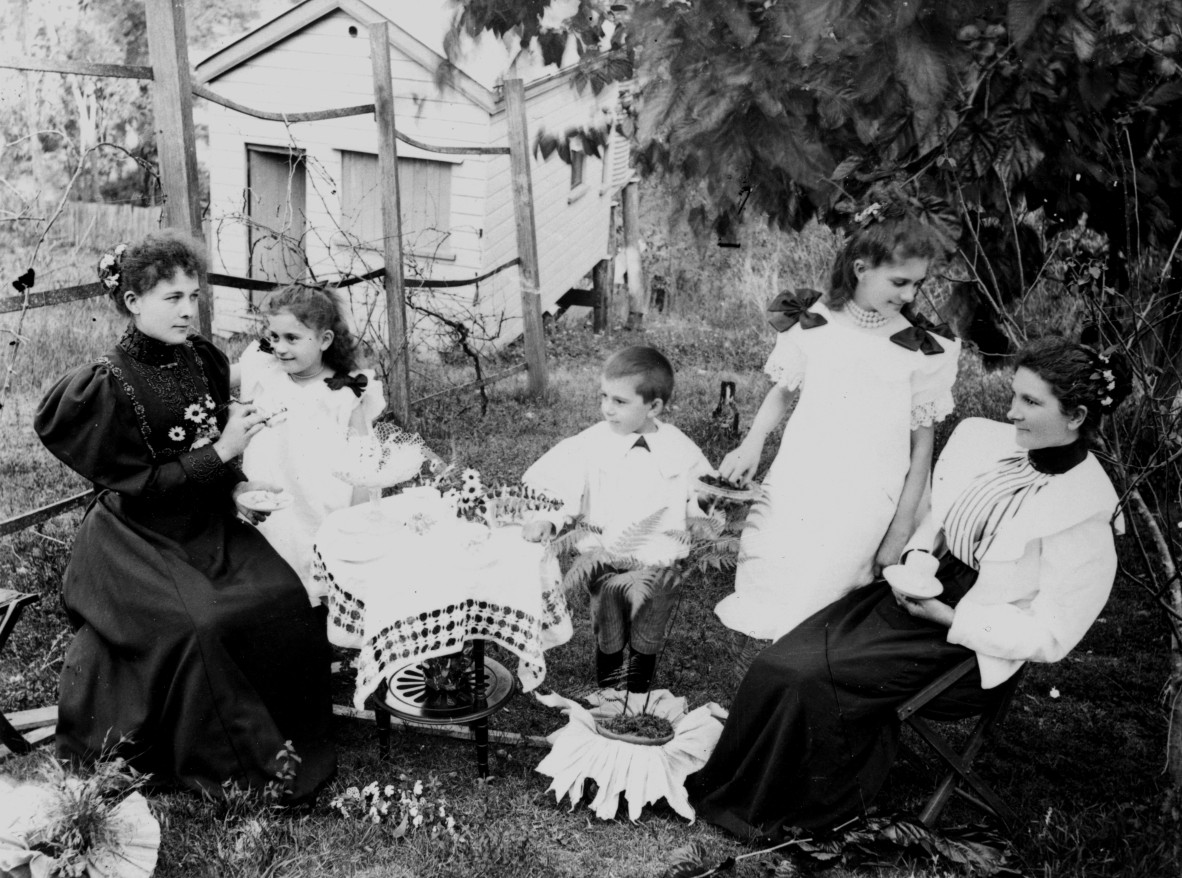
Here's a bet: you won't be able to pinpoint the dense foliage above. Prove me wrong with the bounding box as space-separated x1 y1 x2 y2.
449 0 1182 335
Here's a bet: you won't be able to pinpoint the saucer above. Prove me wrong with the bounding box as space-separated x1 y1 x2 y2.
883 565 943 599
237 490 292 512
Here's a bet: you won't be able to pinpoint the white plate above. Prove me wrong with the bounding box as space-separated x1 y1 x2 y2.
238 490 292 512
696 476 762 503
883 565 943 599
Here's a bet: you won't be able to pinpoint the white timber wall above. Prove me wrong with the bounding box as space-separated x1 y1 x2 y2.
203 10 490 340
480 74 618 344
203 9 620 352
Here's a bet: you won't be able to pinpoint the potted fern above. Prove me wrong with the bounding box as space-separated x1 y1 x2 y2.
533 504 741 820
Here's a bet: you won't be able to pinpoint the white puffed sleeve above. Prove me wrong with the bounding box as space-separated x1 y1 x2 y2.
521 433 589 530
763 329 807 391
910 336 961 429
946 514 1117 665
360 374 385 425
237 340 274 402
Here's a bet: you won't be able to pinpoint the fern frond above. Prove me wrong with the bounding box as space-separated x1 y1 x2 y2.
562 552 607 594
603 507 668 557
598 567 673 614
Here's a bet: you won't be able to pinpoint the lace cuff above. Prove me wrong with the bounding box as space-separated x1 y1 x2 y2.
180 446 226 483
910 397 954 430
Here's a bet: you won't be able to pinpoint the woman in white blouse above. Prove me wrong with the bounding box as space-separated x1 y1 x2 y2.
687 336 1131 840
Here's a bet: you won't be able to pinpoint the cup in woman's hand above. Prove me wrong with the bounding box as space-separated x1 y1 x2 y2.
884 549 943 599
904 549 939 576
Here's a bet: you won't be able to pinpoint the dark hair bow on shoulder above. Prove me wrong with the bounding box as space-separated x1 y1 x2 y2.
325 372 368 398
890 310 956 356
767 288 827 333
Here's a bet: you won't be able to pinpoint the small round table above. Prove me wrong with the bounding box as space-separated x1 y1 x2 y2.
372 639 517 777
311 492 572 776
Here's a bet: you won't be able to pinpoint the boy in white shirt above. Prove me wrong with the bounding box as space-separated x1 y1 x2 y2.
522 346 713 692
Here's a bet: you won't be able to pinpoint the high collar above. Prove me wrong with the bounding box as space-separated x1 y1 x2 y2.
1028 436 1088 475
118 324 181 366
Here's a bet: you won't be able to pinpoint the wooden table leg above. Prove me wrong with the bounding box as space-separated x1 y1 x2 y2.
372 685 392 759
471 639 489 778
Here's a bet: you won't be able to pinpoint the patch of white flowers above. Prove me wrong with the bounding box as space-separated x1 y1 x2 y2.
327 774 462 840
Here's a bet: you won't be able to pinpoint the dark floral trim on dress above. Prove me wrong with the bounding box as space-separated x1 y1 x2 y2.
180 446 228 483
104 328 223 470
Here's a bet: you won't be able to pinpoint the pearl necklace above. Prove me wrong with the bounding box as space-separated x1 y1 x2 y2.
845 299 890 329
290 364 329 383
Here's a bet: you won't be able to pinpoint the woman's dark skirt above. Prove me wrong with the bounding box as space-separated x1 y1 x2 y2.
56 491 336 802
687 561 993 839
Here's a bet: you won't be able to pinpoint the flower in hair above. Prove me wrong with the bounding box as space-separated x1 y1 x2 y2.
98 243 129 292
854 202 883 225
1101 396 1113 408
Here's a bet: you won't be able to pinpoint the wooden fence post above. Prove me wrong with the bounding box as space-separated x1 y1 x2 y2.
503 76 548 396
621 180 645 331
592 202 618 335
369 21 411 426
144 0 209 336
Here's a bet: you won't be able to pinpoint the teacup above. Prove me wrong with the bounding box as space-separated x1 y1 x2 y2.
904 549 939 576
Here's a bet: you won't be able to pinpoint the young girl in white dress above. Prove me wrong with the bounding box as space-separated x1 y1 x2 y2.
237 284 385 605
714 205 961 641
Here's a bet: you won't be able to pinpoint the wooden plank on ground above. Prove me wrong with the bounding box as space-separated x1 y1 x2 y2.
0 725 54 762
331 703 550 749
10 706 56 731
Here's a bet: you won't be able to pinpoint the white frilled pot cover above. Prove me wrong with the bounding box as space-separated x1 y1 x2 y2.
534 689 727 823
0 776 160 878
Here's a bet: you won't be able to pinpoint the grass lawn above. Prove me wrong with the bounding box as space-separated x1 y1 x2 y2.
0 223 1174 875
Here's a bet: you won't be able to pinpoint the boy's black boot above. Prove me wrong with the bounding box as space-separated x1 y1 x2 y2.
596 648 624 688
626 651 657 693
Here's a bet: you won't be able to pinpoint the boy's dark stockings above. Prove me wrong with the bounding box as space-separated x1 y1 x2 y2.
626 651 656 694
596 648 624 688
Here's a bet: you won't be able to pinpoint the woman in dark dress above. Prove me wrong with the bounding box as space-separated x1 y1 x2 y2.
687 337 1131 839
36 231 336 801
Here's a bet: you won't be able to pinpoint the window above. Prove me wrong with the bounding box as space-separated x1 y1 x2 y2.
570 148 585 190
340 151 452 258
246 145 307 293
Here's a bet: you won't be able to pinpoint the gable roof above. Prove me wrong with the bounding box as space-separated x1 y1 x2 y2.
195 0 519 112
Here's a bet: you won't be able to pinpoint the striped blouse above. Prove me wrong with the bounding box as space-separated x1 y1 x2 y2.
942 439 1088 569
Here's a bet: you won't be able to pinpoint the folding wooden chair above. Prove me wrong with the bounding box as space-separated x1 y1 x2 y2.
896 656 1024 828
0 590 42 755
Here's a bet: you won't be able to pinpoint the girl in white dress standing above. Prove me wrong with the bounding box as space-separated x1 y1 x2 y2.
238 285 385 605
714 204 961 641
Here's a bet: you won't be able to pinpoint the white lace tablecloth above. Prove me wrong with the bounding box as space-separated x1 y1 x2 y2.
311 491 572 710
